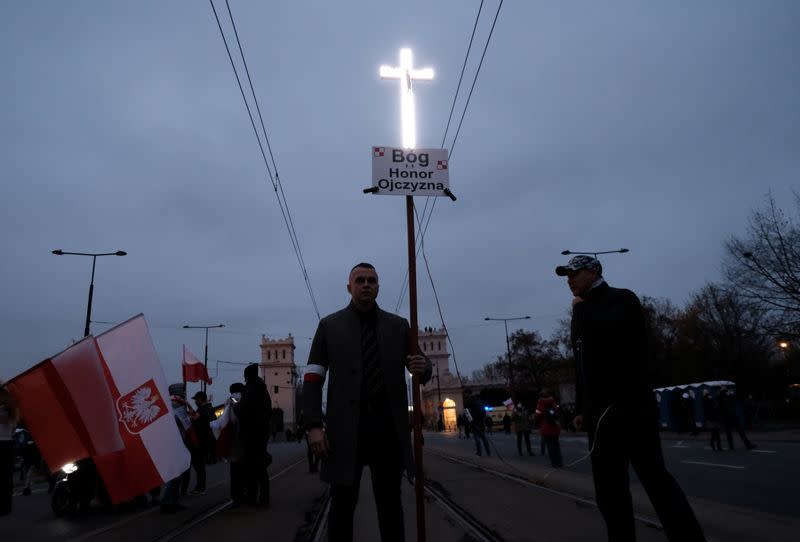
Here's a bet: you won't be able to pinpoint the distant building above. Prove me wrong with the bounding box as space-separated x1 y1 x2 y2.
259 333 298 433
419 326 464 431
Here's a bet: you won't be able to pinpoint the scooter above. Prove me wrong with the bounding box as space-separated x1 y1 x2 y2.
51 458 110 516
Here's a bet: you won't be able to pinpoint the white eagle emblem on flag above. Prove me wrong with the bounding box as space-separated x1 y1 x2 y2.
116 379 168 434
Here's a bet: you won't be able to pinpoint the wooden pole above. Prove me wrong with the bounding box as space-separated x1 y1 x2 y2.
406 195 426 542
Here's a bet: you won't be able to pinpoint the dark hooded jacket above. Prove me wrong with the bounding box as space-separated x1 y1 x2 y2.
571 281 656 421
235 372 272 452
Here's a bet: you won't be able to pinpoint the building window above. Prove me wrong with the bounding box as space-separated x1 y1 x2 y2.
438 341 441 350
274 386 279 394
267 351 271 360
282 350 286 359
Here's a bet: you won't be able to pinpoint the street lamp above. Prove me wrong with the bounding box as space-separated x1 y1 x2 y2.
484 316 531 392
561 248 629 258
51 249 127 337
183 324 225 393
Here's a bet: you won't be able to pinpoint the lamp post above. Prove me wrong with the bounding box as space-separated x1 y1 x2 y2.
484 316 531 392
561 248 629 258
183 324 225 393
51 249 127 337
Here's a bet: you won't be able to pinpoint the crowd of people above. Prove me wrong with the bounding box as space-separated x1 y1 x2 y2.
161 362 272 513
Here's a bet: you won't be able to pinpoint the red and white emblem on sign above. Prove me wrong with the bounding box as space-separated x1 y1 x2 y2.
116 379 168 434
437 160 448 170
373 147 385 157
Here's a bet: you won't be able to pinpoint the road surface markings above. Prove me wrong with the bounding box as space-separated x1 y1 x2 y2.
681 460 744 469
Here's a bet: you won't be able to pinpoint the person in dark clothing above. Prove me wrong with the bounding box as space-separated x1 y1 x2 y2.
0 383 19 516
463 388 491 457
534 390 563 468
226 382 246 505
235 364 272 507
702 390 722 451
303 263 432 542
162 383 191 513
718 387 755 451
502 413 512 434
189 391 216 494
558 255 705 542
512 404 534 456
682 393 698 436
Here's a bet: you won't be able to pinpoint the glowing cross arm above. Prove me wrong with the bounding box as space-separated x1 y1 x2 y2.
379 66 434 80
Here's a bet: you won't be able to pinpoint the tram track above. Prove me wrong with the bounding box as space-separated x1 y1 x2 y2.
153 457 307 542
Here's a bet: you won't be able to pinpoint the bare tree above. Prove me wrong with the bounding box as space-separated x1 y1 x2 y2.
674 283 772 395
725 192 800 338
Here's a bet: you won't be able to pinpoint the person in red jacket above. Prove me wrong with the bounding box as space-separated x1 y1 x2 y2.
534 390 563 468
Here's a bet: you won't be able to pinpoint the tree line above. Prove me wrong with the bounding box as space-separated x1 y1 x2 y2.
472 193 800 406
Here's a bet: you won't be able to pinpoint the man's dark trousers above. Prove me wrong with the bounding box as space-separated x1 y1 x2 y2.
190 447 206 491
588 409 705 541
328 403 404 542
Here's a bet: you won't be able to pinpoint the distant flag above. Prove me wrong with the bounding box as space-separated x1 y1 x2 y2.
182 345 212 385
503 397 514 410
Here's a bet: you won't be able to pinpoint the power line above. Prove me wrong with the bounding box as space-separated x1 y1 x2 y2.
395 0 503 313
222 0 317 315
413 204 463 387
208 0 320 319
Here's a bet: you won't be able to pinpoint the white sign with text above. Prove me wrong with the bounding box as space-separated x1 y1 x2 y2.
371 146 450 197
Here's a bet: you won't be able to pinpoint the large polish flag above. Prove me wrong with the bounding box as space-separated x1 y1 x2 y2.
182 345 212 385
7 338 125 471
92 315 191 503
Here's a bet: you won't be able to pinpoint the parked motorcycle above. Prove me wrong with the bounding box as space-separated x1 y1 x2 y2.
51 458 110 516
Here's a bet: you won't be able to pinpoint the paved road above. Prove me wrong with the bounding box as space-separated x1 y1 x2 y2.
426 430 800 517
3 433 797 541
0 441 314 542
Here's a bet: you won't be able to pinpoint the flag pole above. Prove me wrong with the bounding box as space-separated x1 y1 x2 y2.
406 195 426 542
181 344 186 388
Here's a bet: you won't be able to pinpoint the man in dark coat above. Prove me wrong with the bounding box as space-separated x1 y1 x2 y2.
463 387 490 457
718 386 755 451
234 364 272 506
303 262 432 542
558 255 705 542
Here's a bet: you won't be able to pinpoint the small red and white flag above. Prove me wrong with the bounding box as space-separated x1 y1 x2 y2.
182 345 212 385
373 147 385 157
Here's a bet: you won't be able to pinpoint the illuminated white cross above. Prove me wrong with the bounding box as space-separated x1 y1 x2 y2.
380 48 434 149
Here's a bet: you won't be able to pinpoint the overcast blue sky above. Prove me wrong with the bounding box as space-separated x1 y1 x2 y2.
2 1 798 400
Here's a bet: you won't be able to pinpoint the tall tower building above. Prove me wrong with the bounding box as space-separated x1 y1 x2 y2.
259 333 298 432
419 326 463 431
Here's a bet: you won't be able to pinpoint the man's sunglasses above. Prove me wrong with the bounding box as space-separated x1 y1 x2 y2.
354 277 378 284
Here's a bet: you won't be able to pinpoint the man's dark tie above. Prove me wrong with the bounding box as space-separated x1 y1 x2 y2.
361 317 385 397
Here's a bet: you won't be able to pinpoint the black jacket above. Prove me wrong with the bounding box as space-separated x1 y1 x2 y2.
571 282 655 419
235 376 272 450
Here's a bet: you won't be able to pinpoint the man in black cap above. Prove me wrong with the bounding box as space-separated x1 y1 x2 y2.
557 255 705 541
